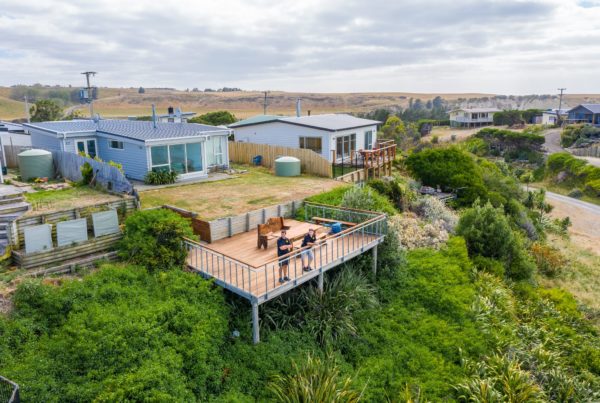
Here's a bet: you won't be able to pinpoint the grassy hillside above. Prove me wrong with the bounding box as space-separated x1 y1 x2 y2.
3 85 600 120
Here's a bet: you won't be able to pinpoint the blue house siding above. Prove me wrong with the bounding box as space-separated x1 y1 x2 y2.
30 129 62 151
97 137 148 180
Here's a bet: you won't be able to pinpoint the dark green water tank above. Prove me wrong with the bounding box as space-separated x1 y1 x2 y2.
18 149 54 181
274 156 301 177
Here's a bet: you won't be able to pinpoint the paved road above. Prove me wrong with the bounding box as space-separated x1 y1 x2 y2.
543 128 600 167
544 190 600 215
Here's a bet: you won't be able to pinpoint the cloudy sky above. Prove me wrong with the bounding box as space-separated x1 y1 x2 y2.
0 0 599 94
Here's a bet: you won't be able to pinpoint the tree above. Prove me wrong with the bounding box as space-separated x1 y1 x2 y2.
138 87 145 94
63 109 84 120
118 209 195 272
405 147 488 205
29 99 63 122
188 110 237 126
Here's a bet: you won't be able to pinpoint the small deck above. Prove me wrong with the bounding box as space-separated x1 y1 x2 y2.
185 203 387 343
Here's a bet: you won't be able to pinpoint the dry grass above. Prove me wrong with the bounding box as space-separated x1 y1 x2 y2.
540 235 600 326
139 165 344 220
24 186 126 214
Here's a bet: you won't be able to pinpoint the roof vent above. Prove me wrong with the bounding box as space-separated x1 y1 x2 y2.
296 98 302 117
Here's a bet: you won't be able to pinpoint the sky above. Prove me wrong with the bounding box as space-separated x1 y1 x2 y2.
0 0 599 94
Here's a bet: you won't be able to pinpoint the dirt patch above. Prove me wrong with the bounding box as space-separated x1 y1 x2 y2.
547 196 600 256
24 187 126 215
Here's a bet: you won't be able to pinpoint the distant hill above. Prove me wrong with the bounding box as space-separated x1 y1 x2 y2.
1 85 599 121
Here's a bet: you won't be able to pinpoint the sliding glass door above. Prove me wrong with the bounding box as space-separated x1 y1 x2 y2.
336 134 356 160
150 142 204 175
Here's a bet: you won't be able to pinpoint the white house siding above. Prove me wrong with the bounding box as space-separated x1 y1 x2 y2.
97 135 149 180
29 129 63 151
233 122 377 162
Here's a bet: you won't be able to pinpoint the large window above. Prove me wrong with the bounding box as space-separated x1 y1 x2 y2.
299 136 322 154
150 142 204 174
336 134 356 160
364 131 373 150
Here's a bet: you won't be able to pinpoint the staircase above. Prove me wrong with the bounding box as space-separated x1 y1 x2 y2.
0 186 30 256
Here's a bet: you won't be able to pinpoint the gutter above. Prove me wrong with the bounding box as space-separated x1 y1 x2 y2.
143 129 231 144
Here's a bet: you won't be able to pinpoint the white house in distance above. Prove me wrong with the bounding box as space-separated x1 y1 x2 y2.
541 109 568 126
230 113 380 162
449 107 500 128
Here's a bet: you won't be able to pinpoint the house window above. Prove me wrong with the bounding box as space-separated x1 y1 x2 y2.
109 140 124 150
336 134 356 160
364 131 373 150
76 139 98 158
151 142 204 174
299 137 322 154
206 136 227 167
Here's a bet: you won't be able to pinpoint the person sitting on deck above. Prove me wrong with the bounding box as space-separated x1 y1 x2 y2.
301 228 317 272
277 229 293 283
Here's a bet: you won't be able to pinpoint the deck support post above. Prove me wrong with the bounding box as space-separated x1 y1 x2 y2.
372 245 378 278
318 271 324 293
252 300 260 344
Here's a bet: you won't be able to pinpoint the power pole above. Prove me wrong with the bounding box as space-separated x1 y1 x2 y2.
81 71 97 117
557 88 566 125
263 91 269 115
24 95 30 123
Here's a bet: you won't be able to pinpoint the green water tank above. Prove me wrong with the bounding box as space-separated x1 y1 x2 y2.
274 156 301 177
18 149 54 181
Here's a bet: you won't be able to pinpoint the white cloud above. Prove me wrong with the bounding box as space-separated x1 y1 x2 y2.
0 0 599 93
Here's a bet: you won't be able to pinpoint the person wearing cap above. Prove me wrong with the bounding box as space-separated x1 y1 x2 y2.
301 228 317 272
277 229 293 283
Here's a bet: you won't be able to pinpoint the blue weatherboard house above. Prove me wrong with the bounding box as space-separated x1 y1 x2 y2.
24 119 231 180
567 104 600 126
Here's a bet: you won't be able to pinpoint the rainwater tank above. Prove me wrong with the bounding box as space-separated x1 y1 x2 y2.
18 149 54 181
274 156 301 177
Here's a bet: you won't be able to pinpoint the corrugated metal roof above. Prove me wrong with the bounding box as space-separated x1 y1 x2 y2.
229 113 380 131
228 115 285 128
23 119 229 142
572 104 600 114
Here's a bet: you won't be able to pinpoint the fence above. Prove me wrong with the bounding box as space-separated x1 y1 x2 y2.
164 199 303 243
185 203 387 302
2 145 30 168
228 142 332 178
8 198 136 250
571 144 600 158
52 151 133 194
0 376 19 403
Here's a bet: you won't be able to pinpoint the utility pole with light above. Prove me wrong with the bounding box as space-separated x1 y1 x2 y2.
557 88 566 125
81 71 97 117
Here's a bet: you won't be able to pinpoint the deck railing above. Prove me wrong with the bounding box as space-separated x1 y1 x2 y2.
0 375 19 403
185 204 387 302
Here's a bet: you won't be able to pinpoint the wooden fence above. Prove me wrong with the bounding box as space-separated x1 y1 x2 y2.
2 145 30 168
228 142 332 178
164 199 304 243
571 144 600 158
52 151 133 194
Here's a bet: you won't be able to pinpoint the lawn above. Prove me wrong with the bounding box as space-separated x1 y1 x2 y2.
139 165 344 220
24 186 126 214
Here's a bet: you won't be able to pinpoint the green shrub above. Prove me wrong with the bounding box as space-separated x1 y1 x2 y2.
305 186 351 206
80 162 93 185
118 209 195 272
340 186 396 215
471 255 505 277
144 170 178 185
568 188 583 199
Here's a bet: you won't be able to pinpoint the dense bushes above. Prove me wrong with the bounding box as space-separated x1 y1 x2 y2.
144 169 178 185
340 186 396 215
119 209 195 272
0 265 229 401
473 127 544 163
561 124 600 148
405 147 487 205
546 152 600 196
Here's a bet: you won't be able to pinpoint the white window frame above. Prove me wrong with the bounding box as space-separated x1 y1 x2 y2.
108 140 124 150
75 138 98 158
150 142 206 176
364 131 373 150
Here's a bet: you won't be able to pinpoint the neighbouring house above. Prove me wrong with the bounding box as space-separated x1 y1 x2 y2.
230 113 380 162
541 109 569 126
567 104 600 126
24 119 230 181
449 108 500 128
157 106 196 123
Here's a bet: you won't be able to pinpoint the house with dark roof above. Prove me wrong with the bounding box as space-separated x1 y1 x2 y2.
449 107 501 128
567 104 600 126
229 114 380 162
23 119 231 181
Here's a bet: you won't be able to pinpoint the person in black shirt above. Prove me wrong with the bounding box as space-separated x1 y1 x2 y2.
301 228 317 272
277 229 293 283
